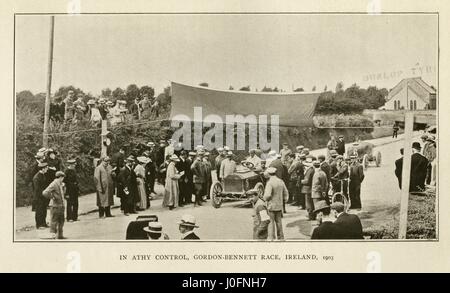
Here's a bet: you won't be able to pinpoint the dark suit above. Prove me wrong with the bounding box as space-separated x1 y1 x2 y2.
334 213 363 239
311 221 343 239
395 157 403 189
64 168 80 221
118 165 139 214
176 158 193 205
32 172 49 228
349 162 364 209
182 232 200 240
410 153 428 192
336 140 345 155
269 159 285 180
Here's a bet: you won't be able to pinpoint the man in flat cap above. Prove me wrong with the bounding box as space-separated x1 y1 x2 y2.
249 190 270 240
33 162 50 229
64 159 80 222
42 171 66 239
263 167 289 240
331 202 363 239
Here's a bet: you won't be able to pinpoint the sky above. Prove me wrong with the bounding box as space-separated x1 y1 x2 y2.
15 14 438 96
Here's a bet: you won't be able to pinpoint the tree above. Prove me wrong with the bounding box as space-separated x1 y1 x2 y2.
273 87 279 92
294 87 304 92
228 86 234 90
239 86 251 91
335 82 344 93
140 86 155 98
312 86 316 92
199 82 209 87
125 84 140 104
112 87 125 102
261 86 273 92
54 86 84 100
324 85 328 91
101 88 112 98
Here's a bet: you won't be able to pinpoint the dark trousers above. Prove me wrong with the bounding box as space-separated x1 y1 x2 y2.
194 183 204 204
287 181 299 203
179 181 189 205
392 130 398 138
297 192 305 208
35 198 49 228
349 181 362 209
66 196 79 221
99 206 112 217
426 163 432 185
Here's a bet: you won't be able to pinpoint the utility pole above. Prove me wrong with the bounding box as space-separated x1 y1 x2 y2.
399 111 414 239
42 16 55 148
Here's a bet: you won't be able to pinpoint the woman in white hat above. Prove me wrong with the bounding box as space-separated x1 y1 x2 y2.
135 156 150 210
162 154 182 210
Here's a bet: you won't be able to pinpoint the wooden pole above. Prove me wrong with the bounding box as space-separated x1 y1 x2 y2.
42 16 55 148
399 111 414 239
101 119 108 157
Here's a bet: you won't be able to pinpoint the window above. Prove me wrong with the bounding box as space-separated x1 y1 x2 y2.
414 100 417 110
410 100 414 110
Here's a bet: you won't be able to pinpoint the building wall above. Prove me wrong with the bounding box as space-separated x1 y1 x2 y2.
384 86 428 110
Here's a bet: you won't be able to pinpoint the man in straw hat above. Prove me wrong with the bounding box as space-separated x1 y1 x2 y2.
64 158 80 222
118 155 139 215
310 200 343 239
219 151 236 180
42 171 67 239
178 214 200 240
263 167 289 240
143 222 169 240
94 156 115 218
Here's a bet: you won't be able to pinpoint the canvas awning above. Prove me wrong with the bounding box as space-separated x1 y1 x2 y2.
170 82 321 127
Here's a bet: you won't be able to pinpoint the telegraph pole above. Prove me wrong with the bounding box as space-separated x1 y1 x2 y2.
42 16 55 147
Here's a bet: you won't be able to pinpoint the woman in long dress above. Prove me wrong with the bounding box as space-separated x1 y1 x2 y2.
134 157 148 210
162 154 181 210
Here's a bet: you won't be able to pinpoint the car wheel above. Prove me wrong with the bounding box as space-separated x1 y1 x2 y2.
254 182 264 198
210 181 223 208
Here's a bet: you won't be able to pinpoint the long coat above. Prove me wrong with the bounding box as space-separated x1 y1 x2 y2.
263 176 289 212
163 162 180 207
312 169 328 199
395 157 403 189
410 153 428 192
94 164 115 207
333 213 364 239
118 165 140 206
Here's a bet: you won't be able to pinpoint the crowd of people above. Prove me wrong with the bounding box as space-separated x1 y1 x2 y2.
49 90 160 126
30 129 438 241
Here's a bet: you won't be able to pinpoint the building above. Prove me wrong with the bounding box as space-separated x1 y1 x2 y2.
381 77 437 110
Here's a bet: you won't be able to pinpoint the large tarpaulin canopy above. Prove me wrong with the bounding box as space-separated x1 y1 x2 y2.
170 82 321 127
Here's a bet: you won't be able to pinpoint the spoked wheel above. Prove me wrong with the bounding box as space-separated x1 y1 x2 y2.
254 182 264 198
362 154 369 170
375 151 382 167
210 181 223 208
331 192 350 213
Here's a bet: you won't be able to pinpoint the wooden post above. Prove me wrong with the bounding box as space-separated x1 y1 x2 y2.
42 16 55 148
101 119 108 157
399 111 414 239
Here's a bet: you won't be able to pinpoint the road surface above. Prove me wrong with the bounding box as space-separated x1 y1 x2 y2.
15 133 417 241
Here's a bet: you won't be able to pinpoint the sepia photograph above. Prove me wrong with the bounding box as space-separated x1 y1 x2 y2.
14 12 438 242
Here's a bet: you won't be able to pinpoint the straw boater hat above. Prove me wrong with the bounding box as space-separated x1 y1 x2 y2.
38 147 47 153
178 214 199 228
35 152 45 159
143 222 163 234
296 145 304 151
188 151 196 156
223 146 230 151
313 200 330 214
106 101 114 106
169 154 180 162
147 141 155 147
226 151 233 157
98 98 106 104
37 162 48 169
87 99 96 105
67 159 76 164
126 155 135 162
137 156 150 164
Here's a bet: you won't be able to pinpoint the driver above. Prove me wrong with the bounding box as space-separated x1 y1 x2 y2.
245 149 262 171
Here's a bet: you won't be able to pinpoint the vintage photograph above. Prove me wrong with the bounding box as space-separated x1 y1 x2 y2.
14 13 438 241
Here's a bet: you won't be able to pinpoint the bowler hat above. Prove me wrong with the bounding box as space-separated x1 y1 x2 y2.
412 142 422 150
313 200 330 214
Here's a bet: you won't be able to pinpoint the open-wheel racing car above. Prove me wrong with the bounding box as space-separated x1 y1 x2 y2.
346 141 382 170
210 161 265 208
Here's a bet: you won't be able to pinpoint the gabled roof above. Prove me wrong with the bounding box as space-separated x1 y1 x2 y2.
387 77 436 103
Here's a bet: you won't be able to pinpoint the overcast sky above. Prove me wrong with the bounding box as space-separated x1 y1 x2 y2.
15 14 438 96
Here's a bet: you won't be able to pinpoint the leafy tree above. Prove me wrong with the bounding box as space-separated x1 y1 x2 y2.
294 87 304 92
335 82 344 93
228 86 234 90
112 87 125 102
101 88 112 98
273 87 279 92
324 85 327 91
239 85 251 91
199 82 209 87
261 86 272 92
54 86 84 100
125 84 140 104
140 86 155 98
